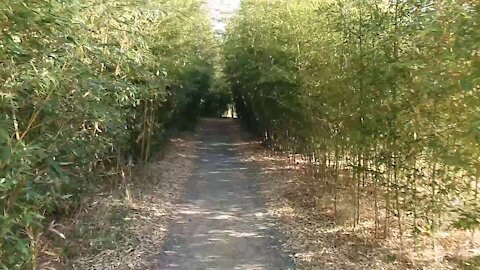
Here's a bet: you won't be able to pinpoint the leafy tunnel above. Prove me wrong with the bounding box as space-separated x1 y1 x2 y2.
1 0 480 269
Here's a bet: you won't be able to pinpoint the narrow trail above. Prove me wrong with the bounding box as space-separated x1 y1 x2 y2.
156 119 295 270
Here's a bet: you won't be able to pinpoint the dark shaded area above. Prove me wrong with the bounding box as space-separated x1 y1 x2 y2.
201 90 232 117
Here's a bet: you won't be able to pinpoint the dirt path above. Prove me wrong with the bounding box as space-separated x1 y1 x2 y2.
156 119 295 269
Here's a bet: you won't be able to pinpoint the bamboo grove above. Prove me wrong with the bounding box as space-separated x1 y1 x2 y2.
0 0 216 268
225 0 480 251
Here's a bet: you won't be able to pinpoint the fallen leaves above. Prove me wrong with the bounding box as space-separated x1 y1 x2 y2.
235 138 479 270
63 133 199 270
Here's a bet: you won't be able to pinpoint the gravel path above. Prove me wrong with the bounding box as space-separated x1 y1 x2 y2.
155 119 295 270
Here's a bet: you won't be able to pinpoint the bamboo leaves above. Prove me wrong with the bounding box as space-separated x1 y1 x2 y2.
0 0 214 268
225 0 480 261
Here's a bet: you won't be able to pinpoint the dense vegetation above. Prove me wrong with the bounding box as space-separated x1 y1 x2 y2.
225 0 479 255
0 0 216 268
3 0 479 267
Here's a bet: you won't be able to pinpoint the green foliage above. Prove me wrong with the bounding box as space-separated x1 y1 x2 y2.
225 0 480 247
0 0 214 268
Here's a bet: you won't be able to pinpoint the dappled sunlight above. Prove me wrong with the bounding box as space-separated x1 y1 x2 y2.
156 119 294 269
209 142 259 147
238 135 480 270
204 167 249 173
233 263 292 270
178 153 199 159
210 214 240 220
175 202 271 223
223 1 480 269
206 229 265 238
68 133 199 269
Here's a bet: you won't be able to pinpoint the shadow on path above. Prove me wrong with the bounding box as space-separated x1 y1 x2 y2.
155 119 295 270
